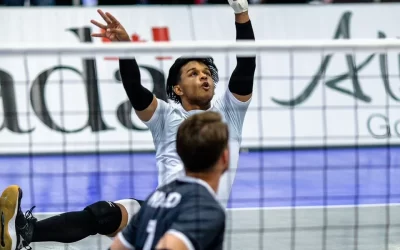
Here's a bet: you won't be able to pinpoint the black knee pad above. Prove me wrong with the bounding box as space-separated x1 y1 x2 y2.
84 201 122 235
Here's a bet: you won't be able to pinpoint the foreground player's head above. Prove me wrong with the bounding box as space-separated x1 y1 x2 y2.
166 57 219 108
176 111 229 176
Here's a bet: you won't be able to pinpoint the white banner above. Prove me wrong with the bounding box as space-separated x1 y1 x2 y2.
0 4 400 154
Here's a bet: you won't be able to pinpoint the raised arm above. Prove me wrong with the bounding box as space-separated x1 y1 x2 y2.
119 59 158 122
227 0 256 103
91 9 157 122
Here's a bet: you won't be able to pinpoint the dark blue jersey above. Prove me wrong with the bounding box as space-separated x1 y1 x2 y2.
119 176 225 250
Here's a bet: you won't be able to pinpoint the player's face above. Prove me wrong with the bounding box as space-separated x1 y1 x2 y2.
175 61 215 106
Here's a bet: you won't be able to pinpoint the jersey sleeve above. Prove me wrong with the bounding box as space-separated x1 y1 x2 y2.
118 213 139 250
142 98 172 143
215 89 252 141
168 197 225 250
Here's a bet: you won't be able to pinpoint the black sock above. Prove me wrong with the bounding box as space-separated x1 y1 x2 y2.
32 210 97 243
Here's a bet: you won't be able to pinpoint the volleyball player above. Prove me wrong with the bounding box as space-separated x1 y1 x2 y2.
0 0 255 249
110 111 228 250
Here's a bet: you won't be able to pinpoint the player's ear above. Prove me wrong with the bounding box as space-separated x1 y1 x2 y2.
222 148 230 172
173 85 183 97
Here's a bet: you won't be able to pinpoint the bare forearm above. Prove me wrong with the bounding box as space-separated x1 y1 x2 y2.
235 11 250 24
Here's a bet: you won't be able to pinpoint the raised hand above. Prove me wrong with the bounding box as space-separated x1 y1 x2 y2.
90 9 130 42
227 0 248 14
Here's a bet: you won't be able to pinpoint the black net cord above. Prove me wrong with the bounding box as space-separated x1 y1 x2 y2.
289 48 297 250
321 48 328 250
57 51 70 250
224 49 233 250
352 49 360 250
23 52 35 237
255 49 265 250
94 51 102 250
383 46 391 250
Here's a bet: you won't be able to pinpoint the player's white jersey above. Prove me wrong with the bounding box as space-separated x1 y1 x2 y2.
143 89 251 205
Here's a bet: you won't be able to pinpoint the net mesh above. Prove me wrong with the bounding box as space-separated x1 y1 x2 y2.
0 42 400 250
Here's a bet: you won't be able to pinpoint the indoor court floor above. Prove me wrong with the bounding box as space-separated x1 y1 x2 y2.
1 146 400 250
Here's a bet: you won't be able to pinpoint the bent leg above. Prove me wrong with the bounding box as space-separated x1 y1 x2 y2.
106 199 141 237
32 200 119 243
0 184 143 248
32 199 142 243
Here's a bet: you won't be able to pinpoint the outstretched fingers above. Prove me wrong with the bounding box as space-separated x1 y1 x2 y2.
90 9 124 40
91 33 105 38
105 12 119 25
97 9 112 24
90 20 106 37
90 19 107 29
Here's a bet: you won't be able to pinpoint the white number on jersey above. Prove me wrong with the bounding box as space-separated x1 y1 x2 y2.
143 220 157 250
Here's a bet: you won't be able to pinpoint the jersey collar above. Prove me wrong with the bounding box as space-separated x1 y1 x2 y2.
178 104 213 116
178 176 217 198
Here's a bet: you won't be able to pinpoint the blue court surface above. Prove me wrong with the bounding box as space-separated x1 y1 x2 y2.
1 146 399 213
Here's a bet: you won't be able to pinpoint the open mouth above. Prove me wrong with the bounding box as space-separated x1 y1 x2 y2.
201 82 210 90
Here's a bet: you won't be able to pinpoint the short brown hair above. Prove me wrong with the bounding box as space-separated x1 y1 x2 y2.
176 111 229 173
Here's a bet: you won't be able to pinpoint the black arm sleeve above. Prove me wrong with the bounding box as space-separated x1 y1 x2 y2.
119 59 154 111
228 20 256 96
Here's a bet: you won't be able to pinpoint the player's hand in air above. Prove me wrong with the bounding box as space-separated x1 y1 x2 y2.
228 0 248 14
90 9 130 42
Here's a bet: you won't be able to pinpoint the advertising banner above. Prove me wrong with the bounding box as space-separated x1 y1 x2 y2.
0 4 400 153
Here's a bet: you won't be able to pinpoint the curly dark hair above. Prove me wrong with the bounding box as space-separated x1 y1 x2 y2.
166 57 219 104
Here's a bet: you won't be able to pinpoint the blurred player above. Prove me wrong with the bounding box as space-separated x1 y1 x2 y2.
110 111 229 250
0 1 255 249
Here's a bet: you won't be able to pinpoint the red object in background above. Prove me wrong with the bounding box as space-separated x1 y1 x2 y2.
101 27 172 61
152 27 172 60
101 29 119 60
152 27 170 42
132 33 146 42
101 29 110 43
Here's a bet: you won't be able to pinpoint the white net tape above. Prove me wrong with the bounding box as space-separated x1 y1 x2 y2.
2 39 400 55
